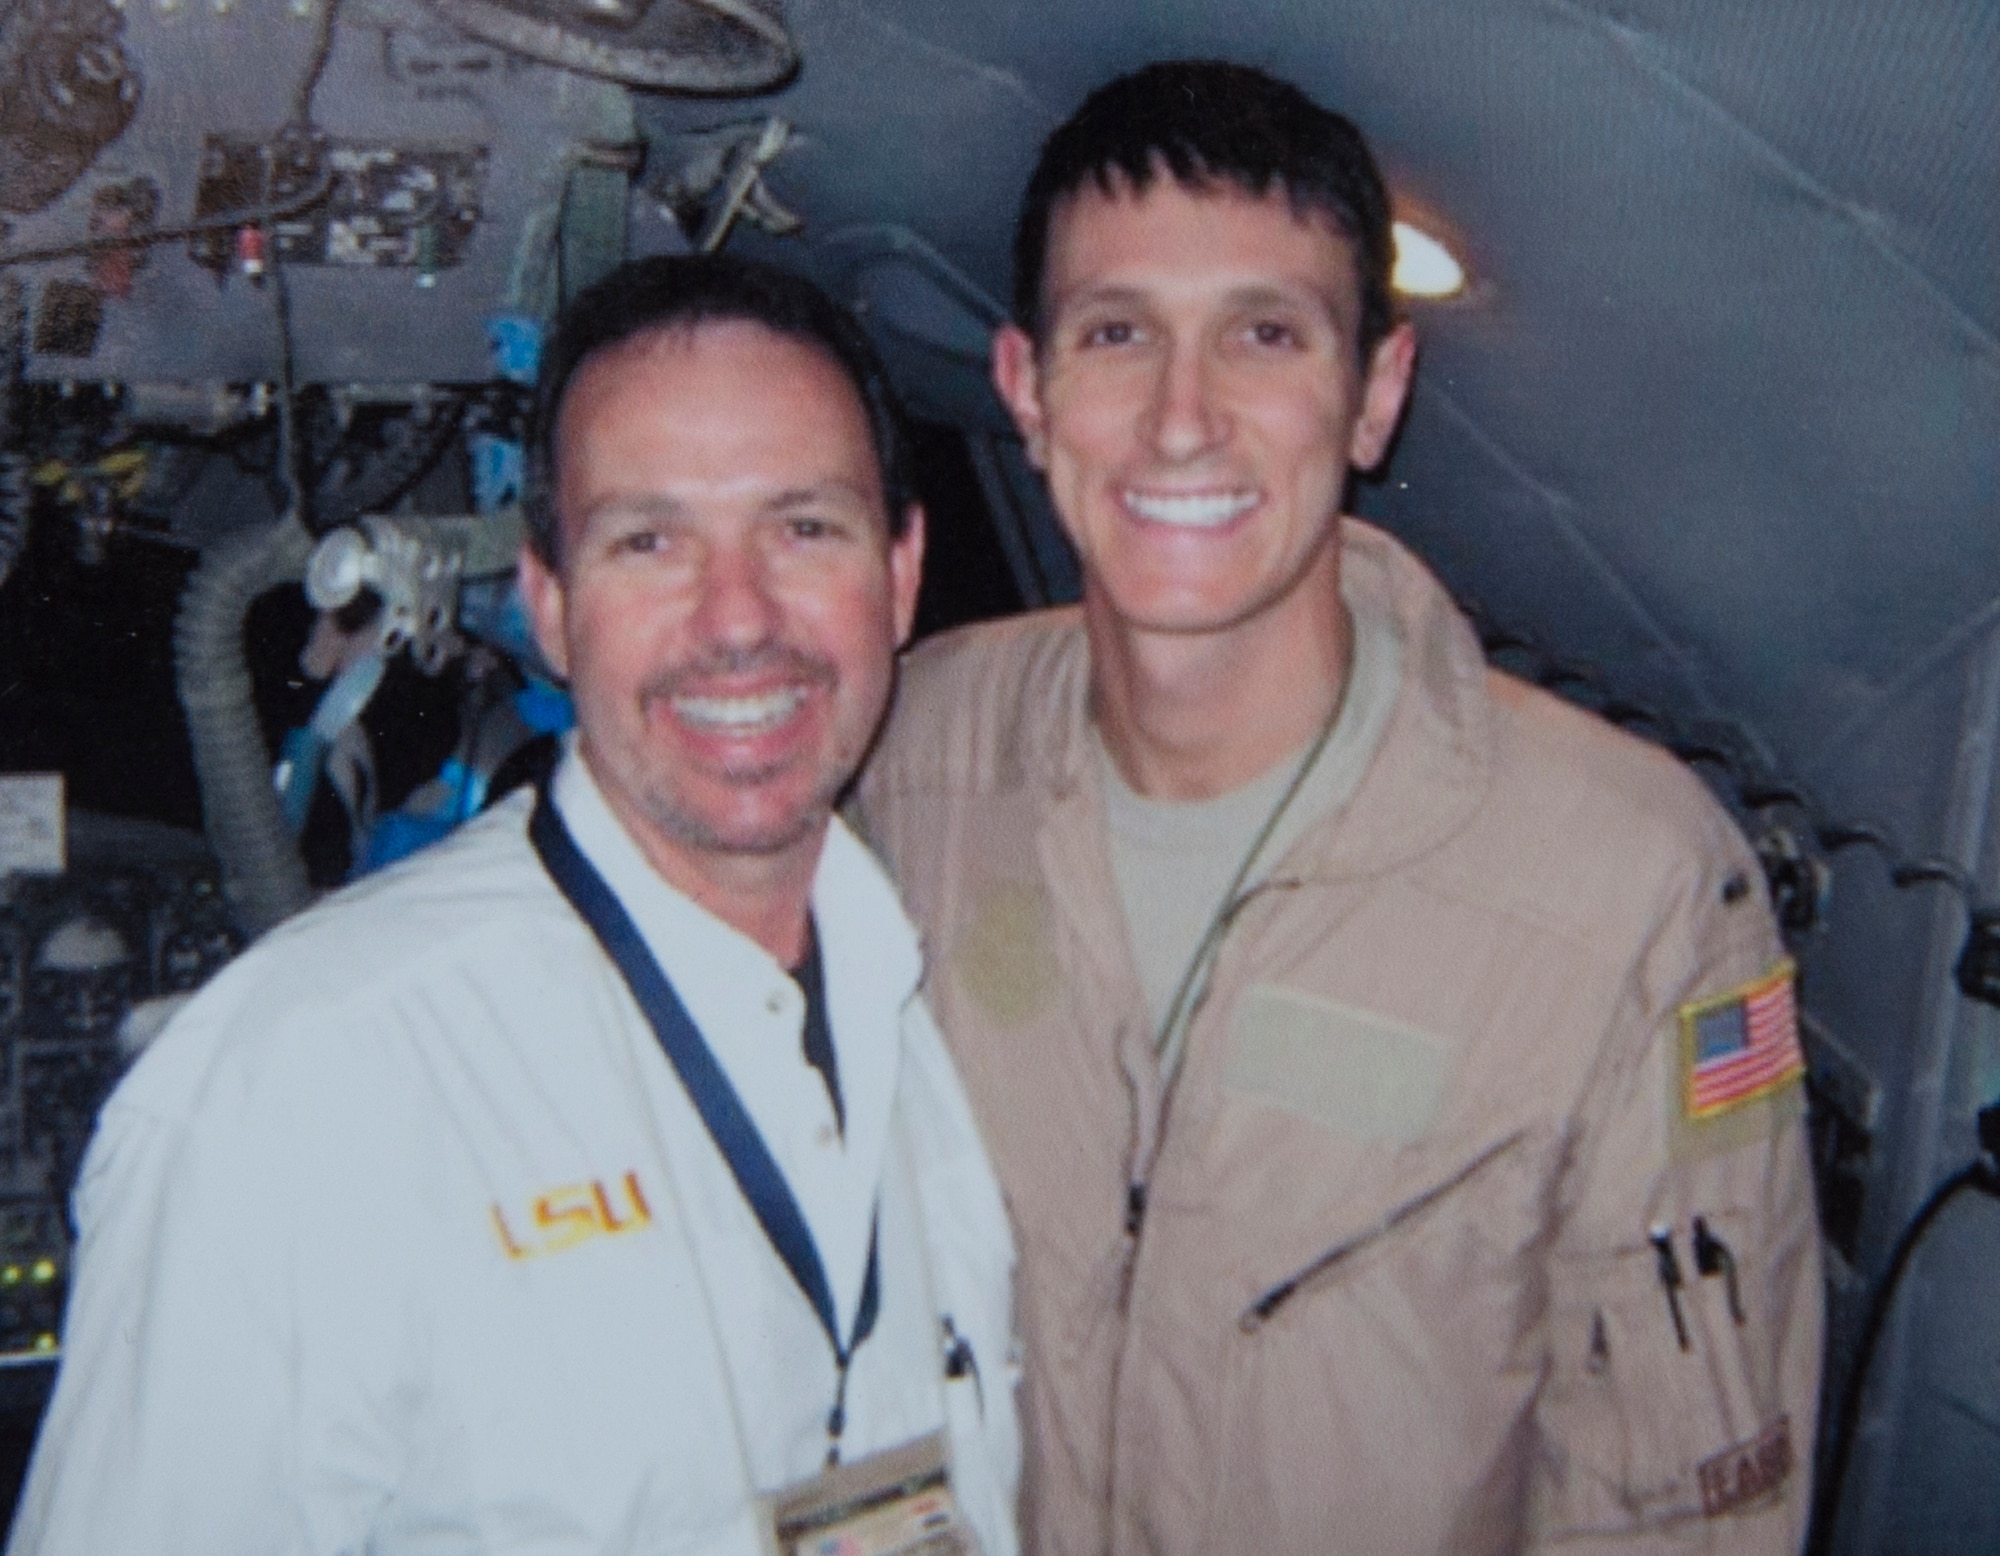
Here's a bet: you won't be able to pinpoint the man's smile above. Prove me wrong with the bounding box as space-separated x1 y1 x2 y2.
668 686 810 734
1121 487 1261 529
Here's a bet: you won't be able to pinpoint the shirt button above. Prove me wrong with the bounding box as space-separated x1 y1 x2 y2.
815 1123 839 1148
765 991 785 1016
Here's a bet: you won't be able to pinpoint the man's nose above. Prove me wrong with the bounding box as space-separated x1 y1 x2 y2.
1144 339 1227 462
691 538 781 649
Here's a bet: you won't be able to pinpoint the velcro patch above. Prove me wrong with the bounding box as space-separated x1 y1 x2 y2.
1226 984 1450 1144
1679 960 1804 1122
952 881 1057 1028
1698 1415 1793 1518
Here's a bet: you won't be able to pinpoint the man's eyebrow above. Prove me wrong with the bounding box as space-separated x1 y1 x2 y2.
1226 282 1329 309
1050 283 1150 314
1049 278 1341 317
764 480 879 512
577 494 683 528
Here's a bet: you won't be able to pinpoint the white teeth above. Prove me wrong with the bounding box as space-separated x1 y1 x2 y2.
1124 489 1258 528
673 688 806 732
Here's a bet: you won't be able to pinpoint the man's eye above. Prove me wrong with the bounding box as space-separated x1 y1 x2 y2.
613 528 667 556
787 516 842 541
1248 319 1301 348
1082 320 1139 348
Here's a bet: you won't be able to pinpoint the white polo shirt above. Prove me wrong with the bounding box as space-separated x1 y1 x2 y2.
9 750 1019 1555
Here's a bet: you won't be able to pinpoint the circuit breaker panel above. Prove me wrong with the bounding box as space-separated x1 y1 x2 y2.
0 821 238 1362
2 0 640 388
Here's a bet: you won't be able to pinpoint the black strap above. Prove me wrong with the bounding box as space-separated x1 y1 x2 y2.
529 786 880 1451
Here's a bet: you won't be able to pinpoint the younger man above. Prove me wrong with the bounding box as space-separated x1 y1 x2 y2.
860 60 1820 1555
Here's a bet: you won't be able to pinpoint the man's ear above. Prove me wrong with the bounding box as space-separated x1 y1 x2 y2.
1349 321 1417 473
992 324 1048 469
888 505 926 649
516 545 571 681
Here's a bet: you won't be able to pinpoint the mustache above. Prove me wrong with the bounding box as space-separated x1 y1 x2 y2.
639 643 838 703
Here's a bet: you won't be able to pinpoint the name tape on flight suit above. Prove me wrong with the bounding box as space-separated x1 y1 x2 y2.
1696 1414 1793 1518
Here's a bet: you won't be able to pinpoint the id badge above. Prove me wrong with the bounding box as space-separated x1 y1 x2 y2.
758 1429 975 1556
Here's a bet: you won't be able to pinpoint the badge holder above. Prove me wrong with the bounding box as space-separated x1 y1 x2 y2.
758 1429 975 1556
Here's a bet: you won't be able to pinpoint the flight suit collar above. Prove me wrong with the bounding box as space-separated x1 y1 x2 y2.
1275 519 1495 883
1020 519 1496 887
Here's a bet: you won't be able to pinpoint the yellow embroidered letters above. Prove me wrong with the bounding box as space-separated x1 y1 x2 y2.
492 1172 653 1260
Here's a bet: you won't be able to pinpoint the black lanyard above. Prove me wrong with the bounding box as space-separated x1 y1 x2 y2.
529 786 881 1462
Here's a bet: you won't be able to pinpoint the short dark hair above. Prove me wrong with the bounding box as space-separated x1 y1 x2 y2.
526 253 917 562
1013 60 1398 362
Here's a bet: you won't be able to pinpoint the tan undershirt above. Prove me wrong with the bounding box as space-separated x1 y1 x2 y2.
1095 580 1405 1039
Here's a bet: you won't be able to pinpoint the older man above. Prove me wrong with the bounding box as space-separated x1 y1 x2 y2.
12 255 1018 1556
859 60 1821 1555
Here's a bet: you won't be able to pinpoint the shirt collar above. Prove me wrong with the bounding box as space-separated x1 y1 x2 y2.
546 742 920 1332
548 738 923 1007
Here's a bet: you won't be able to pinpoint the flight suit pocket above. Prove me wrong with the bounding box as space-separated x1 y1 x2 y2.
1540 1215 1784 1537
1197 1132 1537 1555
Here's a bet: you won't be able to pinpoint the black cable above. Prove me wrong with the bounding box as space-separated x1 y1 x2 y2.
103 524 198 554
225 424 281 481
1887 858 1977 897
1668 739 1740 773
1740 782 1811 811
552 161 577 310
1598 698 1667 735
291 0 344 130
1804 1157 2000 1555
1817 821 1900 863
317 401 465 534
269 246 309 530
0 0 342 275
1541 663 1607 697
0 162 336 272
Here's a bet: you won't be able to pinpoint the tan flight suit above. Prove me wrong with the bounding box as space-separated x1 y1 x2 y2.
857 520 1822 1555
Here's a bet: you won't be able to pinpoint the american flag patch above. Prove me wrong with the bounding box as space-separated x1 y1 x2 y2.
1680 960 1804 1121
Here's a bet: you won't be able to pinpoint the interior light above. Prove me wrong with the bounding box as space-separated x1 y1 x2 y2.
1392 220 1467 299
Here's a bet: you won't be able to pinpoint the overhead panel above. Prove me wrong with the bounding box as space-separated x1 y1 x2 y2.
3 0 635 385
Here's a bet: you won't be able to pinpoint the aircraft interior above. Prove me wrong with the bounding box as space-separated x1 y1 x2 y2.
0 0 1993 1548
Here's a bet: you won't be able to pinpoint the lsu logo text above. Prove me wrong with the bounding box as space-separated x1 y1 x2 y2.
493 1173 653 1260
